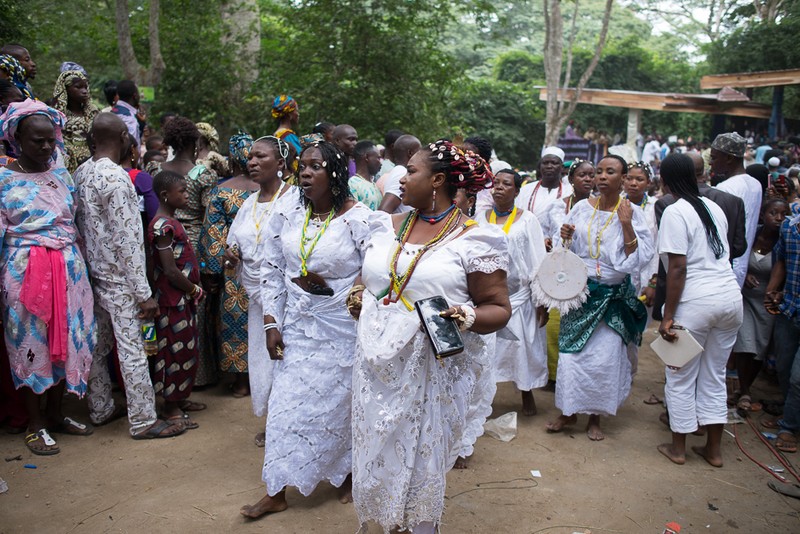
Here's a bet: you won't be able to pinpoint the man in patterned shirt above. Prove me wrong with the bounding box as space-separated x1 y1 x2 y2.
74 113 183 440
765 212 800 454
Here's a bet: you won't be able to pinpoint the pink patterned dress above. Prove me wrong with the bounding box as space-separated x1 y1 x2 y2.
0 166 96 396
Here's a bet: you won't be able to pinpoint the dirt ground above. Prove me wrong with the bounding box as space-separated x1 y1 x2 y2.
1 330 799 533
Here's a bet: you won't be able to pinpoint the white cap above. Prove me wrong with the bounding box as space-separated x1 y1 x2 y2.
490 159 512 175
768 156 781 168
541 146 565 161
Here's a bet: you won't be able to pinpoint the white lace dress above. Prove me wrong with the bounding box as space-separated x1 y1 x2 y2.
552 199 654 416
479 209 548 390
353 219 509 533
259 197 382 497
226 186 296 417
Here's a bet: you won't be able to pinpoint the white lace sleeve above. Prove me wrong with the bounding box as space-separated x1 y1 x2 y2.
461 225 509 274
260 208 289 325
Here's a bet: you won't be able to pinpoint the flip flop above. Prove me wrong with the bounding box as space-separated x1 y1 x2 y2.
166 413 199 430
131 419 186 440
178 400 207 412
768 480 800 499
254 432 265 447
644 394 662 405
25 429 60 456
776 431 797 453
50 417 94 436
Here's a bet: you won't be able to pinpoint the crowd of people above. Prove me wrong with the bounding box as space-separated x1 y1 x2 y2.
2 43 800 529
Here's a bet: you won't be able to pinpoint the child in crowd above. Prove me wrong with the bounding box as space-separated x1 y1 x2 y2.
148 170 204 430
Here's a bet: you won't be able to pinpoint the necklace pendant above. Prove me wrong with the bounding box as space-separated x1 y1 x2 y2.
596 261 602 279
383 297 391 305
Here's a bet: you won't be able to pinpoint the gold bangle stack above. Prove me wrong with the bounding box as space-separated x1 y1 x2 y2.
624 237 638 247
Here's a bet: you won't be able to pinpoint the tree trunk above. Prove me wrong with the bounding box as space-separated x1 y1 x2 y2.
220 0 261 92
114 0 164 86
543 0 614 147
543 0 564 147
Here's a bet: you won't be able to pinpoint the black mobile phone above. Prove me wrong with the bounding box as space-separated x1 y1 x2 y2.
415 296 465 359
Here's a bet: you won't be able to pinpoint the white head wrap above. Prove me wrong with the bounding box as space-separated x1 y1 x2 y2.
541 146 565 161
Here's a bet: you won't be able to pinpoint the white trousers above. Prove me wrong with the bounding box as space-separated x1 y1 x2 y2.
664 293 743 434
87 298 158 435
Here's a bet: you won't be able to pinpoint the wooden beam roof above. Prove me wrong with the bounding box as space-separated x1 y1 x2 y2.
700 68 800 89
536 87 772 119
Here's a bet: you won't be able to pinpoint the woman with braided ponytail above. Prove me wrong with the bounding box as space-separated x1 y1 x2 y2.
656 153 742 468
349 140 511 533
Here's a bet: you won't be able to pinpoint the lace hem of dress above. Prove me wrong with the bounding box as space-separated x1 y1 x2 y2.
466 254 508 274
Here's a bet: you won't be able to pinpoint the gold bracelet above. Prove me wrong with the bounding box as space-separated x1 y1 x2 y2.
624 237 638 247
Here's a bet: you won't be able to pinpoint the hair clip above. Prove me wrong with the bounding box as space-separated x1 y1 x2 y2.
332 171 337 177
458 174 464 181
454 154 460 160
322 161 327 167
438 153 443 160
336 154 341 159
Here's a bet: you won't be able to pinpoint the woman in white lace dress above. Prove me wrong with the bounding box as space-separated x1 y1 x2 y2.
479 168 548 415
349 140 511 533
547 155 653 441
224 135 295 442
240 141 380 519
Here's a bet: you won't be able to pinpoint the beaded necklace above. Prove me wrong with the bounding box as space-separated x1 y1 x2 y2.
587 196 622 279
253 181 287 245
489 206 517 234
639 193 648 209
299 205 335 276
378 208 463 310
418 202 457 224
527 181 563 211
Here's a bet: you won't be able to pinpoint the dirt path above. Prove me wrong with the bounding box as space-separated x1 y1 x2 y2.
1 331 799 533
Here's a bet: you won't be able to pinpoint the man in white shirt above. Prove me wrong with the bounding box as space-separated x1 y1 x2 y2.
74 113 183 440
515 146 573 225
712 132 764 288
642 135 661 167
378 134 421 214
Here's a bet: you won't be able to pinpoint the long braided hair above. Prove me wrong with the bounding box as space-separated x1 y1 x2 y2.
660 153 726 259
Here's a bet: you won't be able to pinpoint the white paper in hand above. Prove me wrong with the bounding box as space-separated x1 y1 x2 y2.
650 327 703 368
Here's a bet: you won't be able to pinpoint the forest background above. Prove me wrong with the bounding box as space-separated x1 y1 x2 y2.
1 0 798 168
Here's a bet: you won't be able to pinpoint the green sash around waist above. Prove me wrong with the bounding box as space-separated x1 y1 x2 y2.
558 276 647 353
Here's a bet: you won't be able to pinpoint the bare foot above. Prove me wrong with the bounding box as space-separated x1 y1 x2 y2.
546 414 577 433
521 390 537 416
240 493 288 519
691 445 723 468
586 415 604 441
453 456 469 469
338 474 353 504
657 443 685 465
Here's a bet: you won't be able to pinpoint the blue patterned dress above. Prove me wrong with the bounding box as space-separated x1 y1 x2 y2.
198 186 253 373
0 166 96 395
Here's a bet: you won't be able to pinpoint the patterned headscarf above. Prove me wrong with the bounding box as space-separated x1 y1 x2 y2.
228 131 253 170
59 61 87 76
0 54 33 100
271 95 297 120
53 70 91 113
0 99 65 160
196 122 219 152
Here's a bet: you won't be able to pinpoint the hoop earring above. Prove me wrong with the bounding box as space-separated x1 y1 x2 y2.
431 188 437 211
